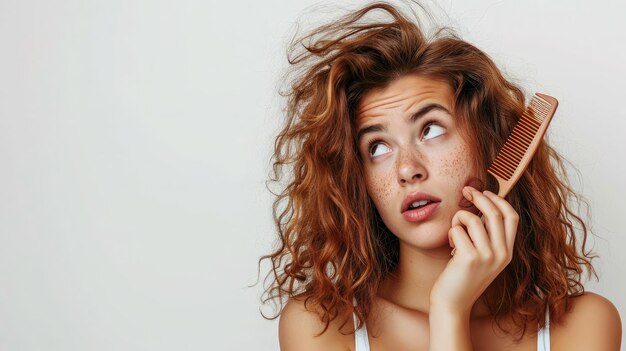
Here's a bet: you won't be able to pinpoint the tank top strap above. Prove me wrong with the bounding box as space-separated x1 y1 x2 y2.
537 305 551 351
352 298 371 351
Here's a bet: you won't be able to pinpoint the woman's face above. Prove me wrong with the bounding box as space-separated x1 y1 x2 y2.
356 74 479 252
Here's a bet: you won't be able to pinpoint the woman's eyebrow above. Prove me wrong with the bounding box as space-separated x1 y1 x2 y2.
356 103 450 141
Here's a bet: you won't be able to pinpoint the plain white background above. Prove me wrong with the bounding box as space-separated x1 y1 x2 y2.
0 0 624 350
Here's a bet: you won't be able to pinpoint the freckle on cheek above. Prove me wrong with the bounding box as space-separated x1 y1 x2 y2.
438 146 467 180
369 175 392 205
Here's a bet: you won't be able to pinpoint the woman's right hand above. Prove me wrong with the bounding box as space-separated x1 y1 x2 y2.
429 186 519 315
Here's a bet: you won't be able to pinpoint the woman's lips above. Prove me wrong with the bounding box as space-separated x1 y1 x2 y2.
402 202 440 222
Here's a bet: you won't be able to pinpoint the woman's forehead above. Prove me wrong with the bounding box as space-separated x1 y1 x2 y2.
356 75 455 123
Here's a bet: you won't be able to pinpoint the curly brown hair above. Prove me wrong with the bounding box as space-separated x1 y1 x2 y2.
257 0 597 341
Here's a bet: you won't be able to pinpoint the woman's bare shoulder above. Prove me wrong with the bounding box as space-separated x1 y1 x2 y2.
552 291 622 350
278 297 354 351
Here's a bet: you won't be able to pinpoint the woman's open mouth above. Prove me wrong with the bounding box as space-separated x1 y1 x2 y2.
402 201 440 222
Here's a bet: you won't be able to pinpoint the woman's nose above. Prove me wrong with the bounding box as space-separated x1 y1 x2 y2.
397 149 427 185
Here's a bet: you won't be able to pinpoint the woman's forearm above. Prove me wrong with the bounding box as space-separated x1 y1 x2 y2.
429 305 473 351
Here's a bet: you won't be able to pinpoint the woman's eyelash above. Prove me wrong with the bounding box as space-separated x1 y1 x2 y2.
367 138 384 153
420 119 439 136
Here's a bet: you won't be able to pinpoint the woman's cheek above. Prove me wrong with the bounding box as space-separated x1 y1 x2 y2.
436 146 468 186
366 172 393 210
436 145 482 212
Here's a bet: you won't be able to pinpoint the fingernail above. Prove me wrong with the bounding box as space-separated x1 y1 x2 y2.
463 186 473 201
483 190 495 197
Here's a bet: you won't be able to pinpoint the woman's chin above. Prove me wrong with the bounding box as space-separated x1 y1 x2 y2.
397 226 452 250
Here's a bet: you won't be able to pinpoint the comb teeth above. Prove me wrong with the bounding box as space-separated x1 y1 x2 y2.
488 94 555 182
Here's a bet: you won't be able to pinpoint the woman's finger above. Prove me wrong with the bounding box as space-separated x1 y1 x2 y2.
451 210 491 257
448 224 476 257
482 190 519 254
461 186 507 255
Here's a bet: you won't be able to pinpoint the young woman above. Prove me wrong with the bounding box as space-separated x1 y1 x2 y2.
259 2 622 350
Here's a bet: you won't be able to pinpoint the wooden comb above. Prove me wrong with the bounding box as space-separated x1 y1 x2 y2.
487 93 559 197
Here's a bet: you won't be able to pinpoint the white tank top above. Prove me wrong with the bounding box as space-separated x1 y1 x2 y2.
353 306 551 351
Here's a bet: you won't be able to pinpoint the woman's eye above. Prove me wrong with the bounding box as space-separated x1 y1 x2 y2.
368 141 391 158
421 123 445 141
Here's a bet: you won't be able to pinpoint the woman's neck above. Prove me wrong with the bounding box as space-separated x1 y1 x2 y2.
378 242 492 319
